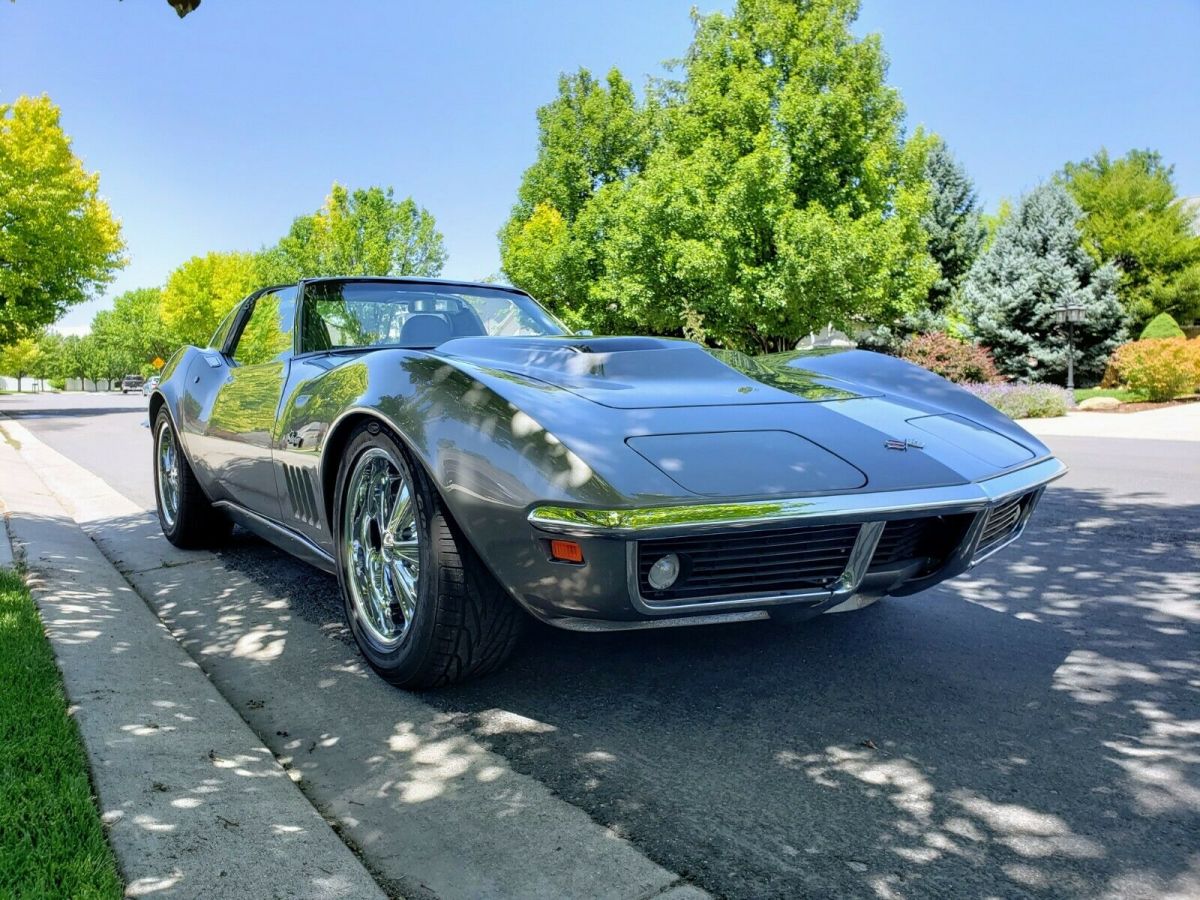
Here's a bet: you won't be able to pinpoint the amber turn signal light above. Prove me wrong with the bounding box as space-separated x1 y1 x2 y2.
549 539 584 563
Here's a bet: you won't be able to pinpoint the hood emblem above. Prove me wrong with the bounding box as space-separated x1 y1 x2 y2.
885 438 925 451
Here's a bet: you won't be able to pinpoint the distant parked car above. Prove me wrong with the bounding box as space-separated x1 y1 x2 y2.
142 376 160 396
121 374 145 394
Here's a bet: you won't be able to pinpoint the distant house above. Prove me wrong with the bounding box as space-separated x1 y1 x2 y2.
796 323 856 350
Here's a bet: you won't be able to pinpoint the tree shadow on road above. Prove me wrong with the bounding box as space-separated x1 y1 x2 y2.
417 486 1200 899
63 484 1200 899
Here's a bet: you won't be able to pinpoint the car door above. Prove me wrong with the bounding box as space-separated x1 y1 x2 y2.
193 285 298 519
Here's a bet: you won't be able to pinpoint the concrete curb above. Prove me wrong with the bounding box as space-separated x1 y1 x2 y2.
0 500 14 570
0 418 387 900
0 414 710 900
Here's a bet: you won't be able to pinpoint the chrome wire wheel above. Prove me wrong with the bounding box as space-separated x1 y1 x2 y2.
156 420 180 529
342 447 421 649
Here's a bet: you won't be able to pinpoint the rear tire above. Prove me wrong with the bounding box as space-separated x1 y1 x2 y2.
153 409 232 548
333 423 524 688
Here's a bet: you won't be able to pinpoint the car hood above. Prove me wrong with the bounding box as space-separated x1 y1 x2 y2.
428 336 1050 500
434 336 877 408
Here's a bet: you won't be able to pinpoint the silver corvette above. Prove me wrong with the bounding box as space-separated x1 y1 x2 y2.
150 277 1066 687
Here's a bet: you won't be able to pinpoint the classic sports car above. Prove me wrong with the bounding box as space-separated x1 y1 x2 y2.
151 277 1065 687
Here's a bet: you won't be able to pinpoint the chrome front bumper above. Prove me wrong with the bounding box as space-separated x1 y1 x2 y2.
529 457 1067 616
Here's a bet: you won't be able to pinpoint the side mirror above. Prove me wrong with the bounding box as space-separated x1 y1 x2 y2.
575 329 594 337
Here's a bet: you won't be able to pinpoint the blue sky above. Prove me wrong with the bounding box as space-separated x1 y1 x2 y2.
4 0 1198 332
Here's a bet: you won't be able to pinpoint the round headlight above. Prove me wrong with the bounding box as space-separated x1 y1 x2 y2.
647 553 681 591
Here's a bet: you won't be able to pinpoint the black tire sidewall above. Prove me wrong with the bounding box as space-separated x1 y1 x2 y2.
333 425 442 684
153 409 184 542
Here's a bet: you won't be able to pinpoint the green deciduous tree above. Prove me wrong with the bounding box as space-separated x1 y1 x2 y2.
498 202 574 321
55 334 89 388
0 336 41 390
1062 148 1200 326
32 329 62 386
963 182 1126 384
76 334 114 390
511 69 651 226
500 0 936 351
921 135 985 312
259 184 447 284
160 251 259 348
91 287 174 374
0 95 125 346
499 68 651 331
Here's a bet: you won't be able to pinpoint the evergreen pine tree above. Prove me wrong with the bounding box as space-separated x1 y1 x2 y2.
922 137 985 312
964 182 1126 384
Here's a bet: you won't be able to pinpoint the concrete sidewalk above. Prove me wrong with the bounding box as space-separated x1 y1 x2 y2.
0 414 708 900
0 423 387 899
1019 400 1200 441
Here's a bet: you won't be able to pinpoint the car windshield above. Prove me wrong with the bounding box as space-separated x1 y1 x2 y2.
299 280 566 352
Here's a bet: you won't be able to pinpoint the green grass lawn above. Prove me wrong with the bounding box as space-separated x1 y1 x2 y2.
1074 387 1147 403
0 568 123 898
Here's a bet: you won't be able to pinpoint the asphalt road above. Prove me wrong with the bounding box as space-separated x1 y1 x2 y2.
3 390 1198 899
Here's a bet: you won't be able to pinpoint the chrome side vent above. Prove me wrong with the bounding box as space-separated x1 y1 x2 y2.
283 464 321 527
977 494 1028 555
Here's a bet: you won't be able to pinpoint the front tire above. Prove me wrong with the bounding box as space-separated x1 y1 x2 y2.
153 409 232 548
334 423 523 688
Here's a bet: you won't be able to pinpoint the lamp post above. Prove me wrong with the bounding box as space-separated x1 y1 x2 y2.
1053 304 1086 391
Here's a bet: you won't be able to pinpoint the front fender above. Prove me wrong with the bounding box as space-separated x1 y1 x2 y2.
276 350 658 620
792 349 1053 458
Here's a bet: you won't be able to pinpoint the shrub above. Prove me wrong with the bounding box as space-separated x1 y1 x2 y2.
962 383 1074 419
1139 312 1186 340
1098 356 1122 388
900 332 999 383
1110 338 1200 402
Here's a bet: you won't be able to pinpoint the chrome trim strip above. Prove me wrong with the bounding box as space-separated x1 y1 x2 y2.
832 520 886 595
214 500 337 574
530 457 1067 537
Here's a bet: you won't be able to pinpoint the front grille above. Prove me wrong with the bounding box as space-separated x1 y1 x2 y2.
977 495 1028 553
869 514 975 574
870 519 929 568
636 522 860 602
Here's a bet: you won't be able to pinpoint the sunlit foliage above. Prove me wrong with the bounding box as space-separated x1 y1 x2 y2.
0 95 125 345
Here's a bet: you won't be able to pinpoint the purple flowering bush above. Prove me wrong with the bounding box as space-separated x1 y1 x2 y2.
962 383 1074 419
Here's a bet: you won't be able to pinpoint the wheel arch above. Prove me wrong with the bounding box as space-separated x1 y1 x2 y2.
317 408 513 602
319 409 426 531
148 390 168 431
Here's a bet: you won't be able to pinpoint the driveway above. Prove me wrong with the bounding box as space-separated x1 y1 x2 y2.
3 391 1198 899
1019 401 1200 441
